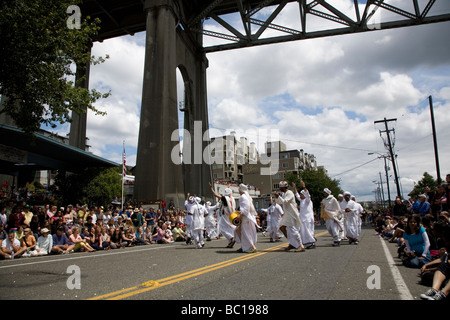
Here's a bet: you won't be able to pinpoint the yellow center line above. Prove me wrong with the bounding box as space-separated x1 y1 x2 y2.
89 231 329 300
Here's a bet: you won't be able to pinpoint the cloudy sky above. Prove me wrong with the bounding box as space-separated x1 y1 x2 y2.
53 1 450 201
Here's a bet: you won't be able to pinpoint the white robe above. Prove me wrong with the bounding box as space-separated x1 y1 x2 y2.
234 193 258 252
276 190 303 248
296 190 315 245
322 195 343 242
205 203 219 239
217 195 236 242
267 203 283 240
184 200 194 237
190 203 206 248
345 200 361 240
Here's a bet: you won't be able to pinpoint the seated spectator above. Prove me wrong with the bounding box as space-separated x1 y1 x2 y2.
381 217 394 239
420 224 450 300
172 222 187 242
21 227 37 257
8 206 24 231
0 224 7 243
100 226 111 250
69 226 95 252
402 215 432 268
35 228 53 256
422 216 440 260
1 230 27 259
110 228 125 249
414 194 431 217
52 226 73 254
134 227 149 245
121 227 134 247
155 223 172 244
91 225 109 250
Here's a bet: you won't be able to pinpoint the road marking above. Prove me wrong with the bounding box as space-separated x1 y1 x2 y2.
379 236 413 300
90 230 330 300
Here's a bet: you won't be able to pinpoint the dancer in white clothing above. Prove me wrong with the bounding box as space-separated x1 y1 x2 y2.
189 197 206 249
267 196 283 242
343 193 361 244
184 194 195 244
205 201 219 241
274 181 304 252
234 184 258 253
209 182 236 248
321 188 344 247
293 181 316 249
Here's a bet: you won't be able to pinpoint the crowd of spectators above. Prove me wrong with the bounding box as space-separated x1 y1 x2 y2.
0 198 195 259
373 174 450 300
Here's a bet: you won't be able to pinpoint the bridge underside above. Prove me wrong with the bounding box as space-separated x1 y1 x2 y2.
83 0 450 52
77 0 450 205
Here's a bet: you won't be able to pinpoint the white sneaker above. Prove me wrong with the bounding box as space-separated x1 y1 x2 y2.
420 288 438 300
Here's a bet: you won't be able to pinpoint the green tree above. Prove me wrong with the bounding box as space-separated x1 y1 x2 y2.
84 167 122 207
54 166 122 207
408 172 438 198
0 0 109 134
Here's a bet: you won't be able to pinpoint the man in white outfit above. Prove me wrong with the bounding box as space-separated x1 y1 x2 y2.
274 181 305 252
321 188 344 247
267 196 283 242
344 193 362 244
338 194 347 240
205 201 219 241
189 197 206 249
235 184 258 253
184 193 195 244
294 181 316 249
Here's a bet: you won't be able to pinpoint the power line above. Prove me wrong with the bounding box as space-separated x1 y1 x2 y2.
330 157 379 178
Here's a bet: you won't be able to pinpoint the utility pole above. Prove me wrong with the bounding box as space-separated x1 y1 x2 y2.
374 117 402 199
383 155 392 207
429 96 441 185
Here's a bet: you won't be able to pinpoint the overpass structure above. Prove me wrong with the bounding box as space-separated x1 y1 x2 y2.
74 0 450 206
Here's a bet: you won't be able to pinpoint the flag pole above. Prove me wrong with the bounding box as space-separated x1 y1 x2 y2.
122 140 125 213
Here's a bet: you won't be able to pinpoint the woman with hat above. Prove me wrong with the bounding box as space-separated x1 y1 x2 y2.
36 228 53 255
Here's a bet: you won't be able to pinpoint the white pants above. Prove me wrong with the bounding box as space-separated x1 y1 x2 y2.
299 219 315 244
192 229 204 248
286 226 303 249
325 219 341 242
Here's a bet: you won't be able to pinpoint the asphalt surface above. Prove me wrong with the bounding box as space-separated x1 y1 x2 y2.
0 225 432 304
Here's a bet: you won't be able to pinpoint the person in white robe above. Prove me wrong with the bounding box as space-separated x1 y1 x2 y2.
234 184 258 253
189 197 206 249
352 195 364 239
344 193 362 244
338 194 347 240
293 181 316 249
267 196 283 242
321 188 344 247
184 194 195 244
205 201 219 240
274 181 305 252
209 182 236 248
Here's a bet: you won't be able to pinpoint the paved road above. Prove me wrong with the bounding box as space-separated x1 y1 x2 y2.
0 225 429 304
